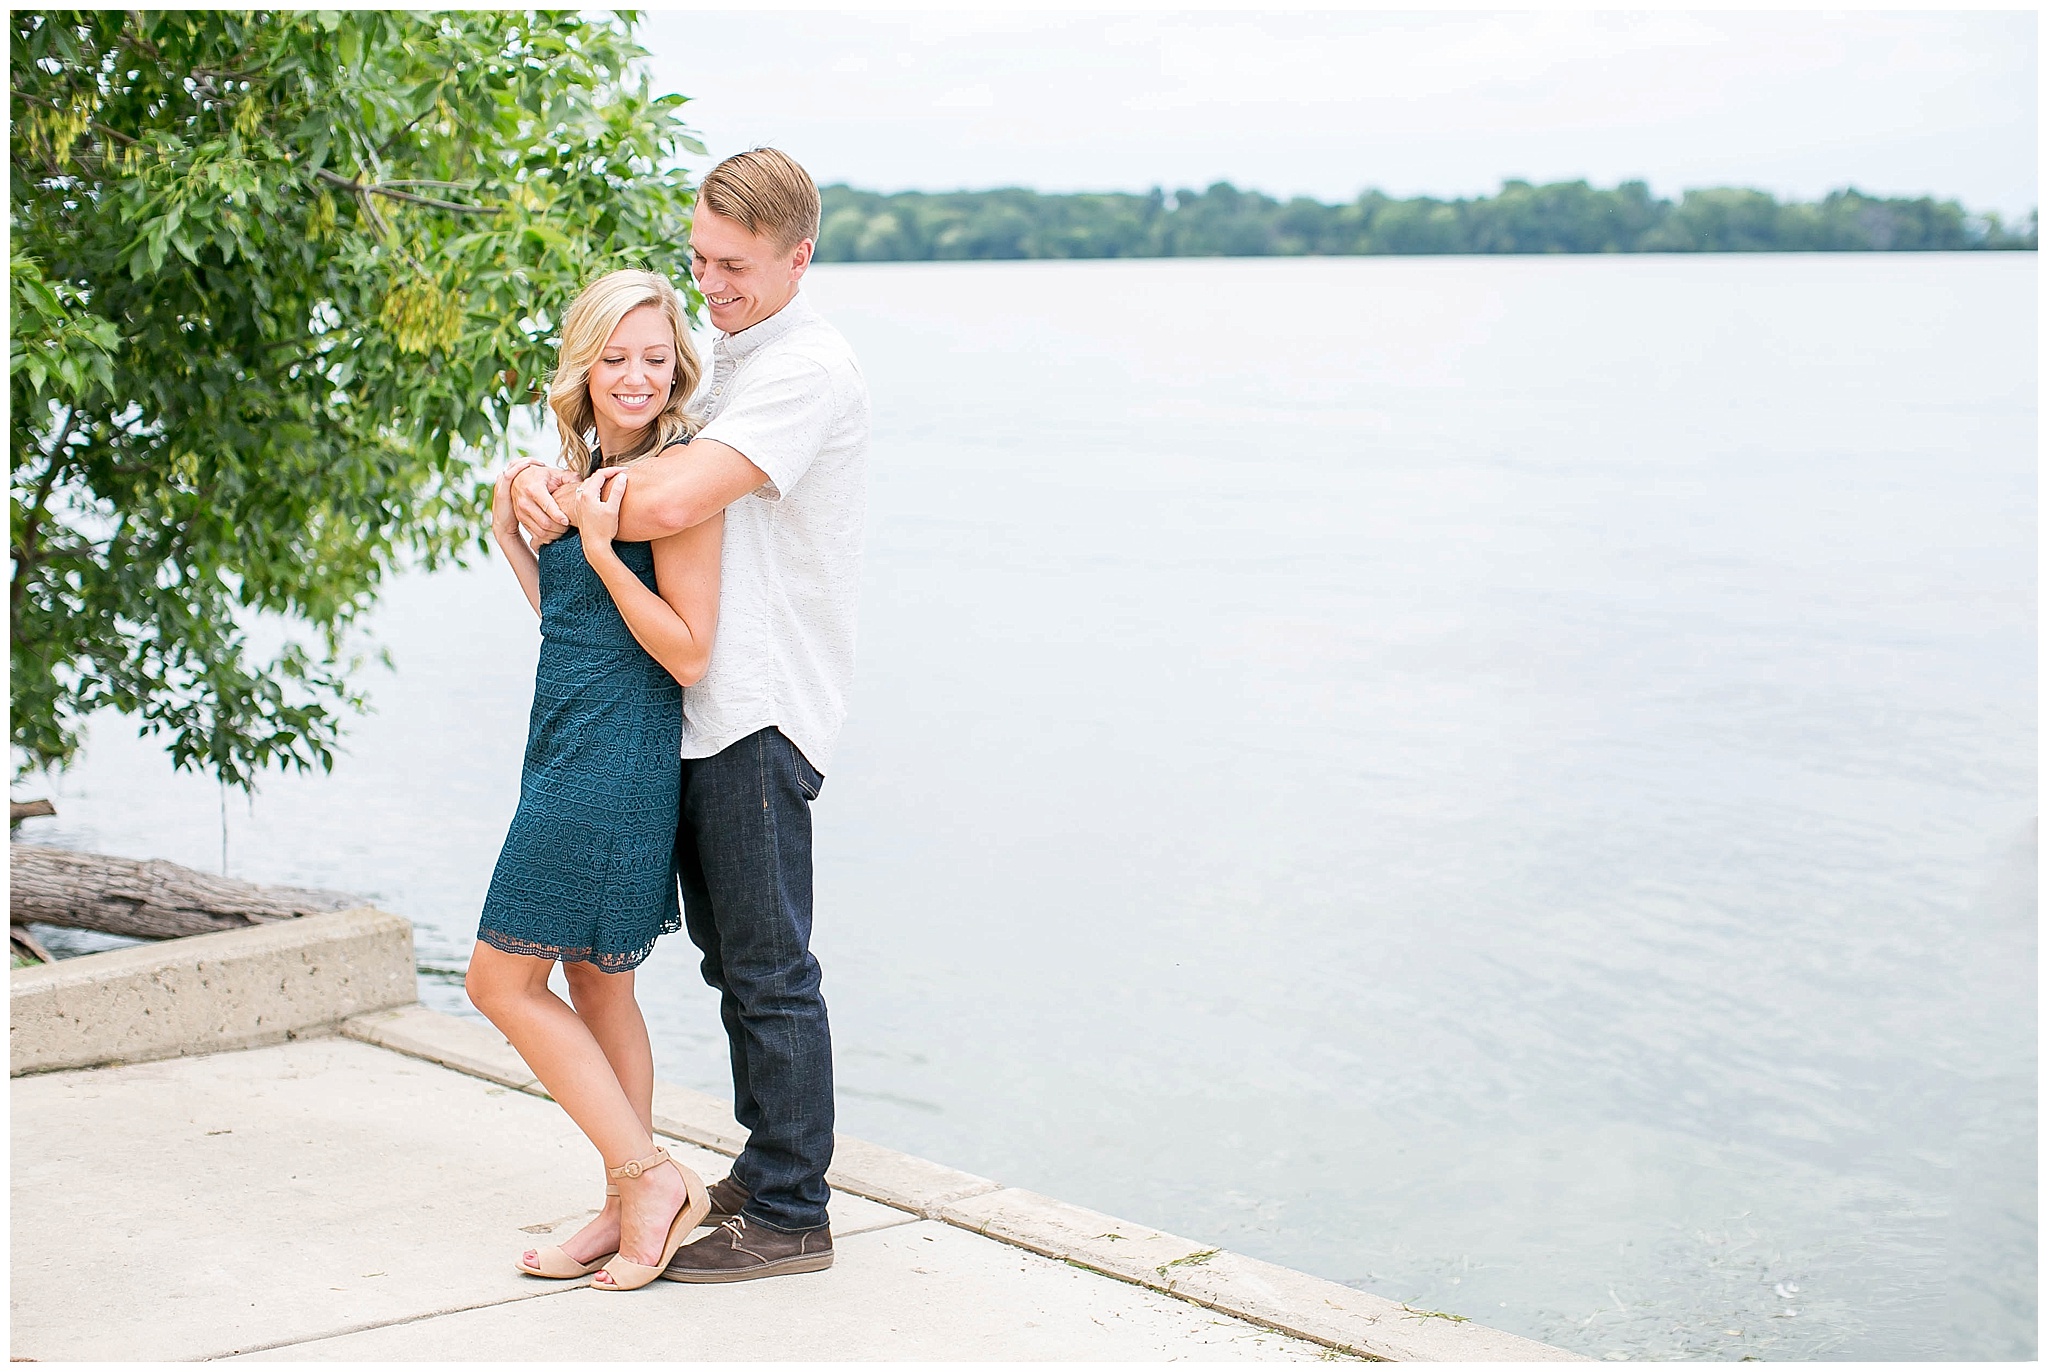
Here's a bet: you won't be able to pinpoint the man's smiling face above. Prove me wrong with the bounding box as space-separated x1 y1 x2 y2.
689 207 812 334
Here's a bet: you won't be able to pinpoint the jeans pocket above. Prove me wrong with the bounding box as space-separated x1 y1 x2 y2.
773 729 824 801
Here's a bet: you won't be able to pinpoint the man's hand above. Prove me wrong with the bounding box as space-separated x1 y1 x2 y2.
511 465 579 545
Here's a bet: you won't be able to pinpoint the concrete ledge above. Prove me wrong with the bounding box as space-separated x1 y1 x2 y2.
340 1007 746 1152
649 1085 1003 1218
827 1134 1002 1217
1164 1249 1588 1362
10 907 415 1077
651 1080 748 1156
339 1002 537 1091
340 1006 1000 1217
939 1188 1589 1363
940 1187 1218 1287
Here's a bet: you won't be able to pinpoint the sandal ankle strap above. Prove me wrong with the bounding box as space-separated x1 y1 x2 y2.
606 1146 672 1181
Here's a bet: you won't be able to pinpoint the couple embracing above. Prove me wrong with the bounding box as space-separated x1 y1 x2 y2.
464 148 867 1293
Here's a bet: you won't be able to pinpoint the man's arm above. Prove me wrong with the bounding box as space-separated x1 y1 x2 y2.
612 437 769 543
509 438 769 544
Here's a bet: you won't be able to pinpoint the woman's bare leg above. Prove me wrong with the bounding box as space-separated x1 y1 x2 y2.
465 943 684 1270
565 961 656 1131
526 962 659 1264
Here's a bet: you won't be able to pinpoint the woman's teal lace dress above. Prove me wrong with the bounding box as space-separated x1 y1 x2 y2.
477 532 682 972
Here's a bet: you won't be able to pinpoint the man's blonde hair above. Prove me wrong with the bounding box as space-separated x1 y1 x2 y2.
699 147 821 250
547 269 702 477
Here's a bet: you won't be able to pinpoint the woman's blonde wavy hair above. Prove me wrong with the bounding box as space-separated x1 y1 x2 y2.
547 269 702 477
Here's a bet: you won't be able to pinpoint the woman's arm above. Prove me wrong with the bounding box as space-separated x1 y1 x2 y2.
574 468 723 687
490 469 542 617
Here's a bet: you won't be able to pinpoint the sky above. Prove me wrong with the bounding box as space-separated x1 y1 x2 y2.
635 9 2039 220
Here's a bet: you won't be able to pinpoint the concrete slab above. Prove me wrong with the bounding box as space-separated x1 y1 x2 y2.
11 907 413 1076
7 1039 903 1362
8 1038 1335 1363
235 1221 1336 1363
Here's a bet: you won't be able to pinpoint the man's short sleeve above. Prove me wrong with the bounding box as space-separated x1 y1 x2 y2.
695 352 836 502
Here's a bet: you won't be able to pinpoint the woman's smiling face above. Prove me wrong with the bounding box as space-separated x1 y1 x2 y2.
588 304 675 443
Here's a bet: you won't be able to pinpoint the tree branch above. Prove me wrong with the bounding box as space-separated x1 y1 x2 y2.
311 167 499 214
12 411 79 618
12 92 139 148
378 99 448 160
121 14 164 63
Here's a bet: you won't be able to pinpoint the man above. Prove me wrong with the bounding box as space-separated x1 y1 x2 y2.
511 146 868 1282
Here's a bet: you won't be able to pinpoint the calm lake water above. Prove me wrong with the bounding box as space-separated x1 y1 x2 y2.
26 254 2035 1360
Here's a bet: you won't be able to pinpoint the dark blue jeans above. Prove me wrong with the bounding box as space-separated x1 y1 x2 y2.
676 726 834 1232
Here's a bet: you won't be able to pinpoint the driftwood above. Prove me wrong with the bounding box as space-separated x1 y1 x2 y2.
11 799 56 824
9 844 361 941
10 924 54 964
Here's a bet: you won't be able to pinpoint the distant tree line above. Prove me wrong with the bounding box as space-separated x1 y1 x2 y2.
815 179 2037 262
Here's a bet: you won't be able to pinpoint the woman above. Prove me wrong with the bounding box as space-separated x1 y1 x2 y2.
467 269 723 1292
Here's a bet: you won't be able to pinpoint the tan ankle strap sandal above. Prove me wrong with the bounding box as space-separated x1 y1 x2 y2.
593 1147 711 1293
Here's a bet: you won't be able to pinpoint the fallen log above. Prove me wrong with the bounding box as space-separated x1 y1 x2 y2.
9 845 361 941
10 924 54 964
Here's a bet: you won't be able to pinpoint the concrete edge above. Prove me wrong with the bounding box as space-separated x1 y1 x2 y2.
339 1004 1584 1362
339 1003 538 1092
1164 1250 1590 1362
937 1189 1588 1362
826 1134 1003 1218
10 907 416 1077
651 1079 749 1157
336 1004 1002 1219
938 1185 1218 1286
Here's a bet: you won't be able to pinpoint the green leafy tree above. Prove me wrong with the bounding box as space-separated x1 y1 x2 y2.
11 10 702 788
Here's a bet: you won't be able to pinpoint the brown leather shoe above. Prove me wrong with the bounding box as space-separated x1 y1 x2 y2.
704 1174 750 1222
660 1213 833 1283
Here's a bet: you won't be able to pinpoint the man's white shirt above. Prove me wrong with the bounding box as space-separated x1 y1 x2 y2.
682 289 870 774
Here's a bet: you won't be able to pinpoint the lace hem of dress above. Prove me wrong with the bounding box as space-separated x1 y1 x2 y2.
476 918 679 974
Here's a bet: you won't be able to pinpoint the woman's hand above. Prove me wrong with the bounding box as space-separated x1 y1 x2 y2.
575 467 628 552
491 468 524 540
491 465 544 617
